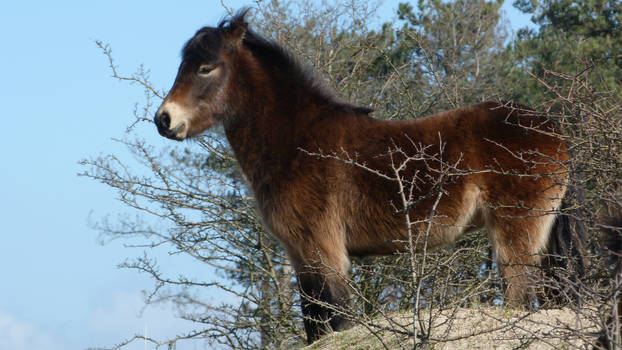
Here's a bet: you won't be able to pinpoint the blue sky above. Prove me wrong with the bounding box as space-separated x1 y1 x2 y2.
0 1 532 349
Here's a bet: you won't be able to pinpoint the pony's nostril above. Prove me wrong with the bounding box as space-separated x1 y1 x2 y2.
161 112 171 129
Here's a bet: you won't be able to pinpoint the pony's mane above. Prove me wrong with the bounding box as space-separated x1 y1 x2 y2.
218 10 373 114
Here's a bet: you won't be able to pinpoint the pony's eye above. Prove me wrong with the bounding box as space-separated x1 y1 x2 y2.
198 65 215 75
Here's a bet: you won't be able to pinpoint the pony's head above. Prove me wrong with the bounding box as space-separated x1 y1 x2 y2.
154 11 249 140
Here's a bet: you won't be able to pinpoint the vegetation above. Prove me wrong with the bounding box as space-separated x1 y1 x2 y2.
83 0 621 348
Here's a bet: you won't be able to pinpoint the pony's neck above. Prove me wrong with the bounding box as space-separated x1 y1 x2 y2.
222 51 325 188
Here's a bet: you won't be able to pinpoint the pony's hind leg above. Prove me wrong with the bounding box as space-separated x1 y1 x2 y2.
486 210 555 307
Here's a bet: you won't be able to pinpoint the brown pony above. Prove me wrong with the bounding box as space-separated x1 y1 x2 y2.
154 10 571 344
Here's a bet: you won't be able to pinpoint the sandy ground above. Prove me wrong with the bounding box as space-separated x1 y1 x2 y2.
304 306 602 350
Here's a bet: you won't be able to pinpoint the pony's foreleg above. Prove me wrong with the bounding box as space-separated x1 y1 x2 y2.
296 267 351 343
289 243 351 344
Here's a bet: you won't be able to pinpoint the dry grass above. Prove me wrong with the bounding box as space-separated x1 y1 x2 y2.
304 306 601 350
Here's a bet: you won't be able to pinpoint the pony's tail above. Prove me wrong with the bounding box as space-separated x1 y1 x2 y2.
596 216 622 349
542 191 588 306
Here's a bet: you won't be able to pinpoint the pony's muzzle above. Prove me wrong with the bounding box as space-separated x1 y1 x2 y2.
155 109 187 140
155 110 171 129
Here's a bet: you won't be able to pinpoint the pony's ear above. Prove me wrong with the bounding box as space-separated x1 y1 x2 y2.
222 9 249 46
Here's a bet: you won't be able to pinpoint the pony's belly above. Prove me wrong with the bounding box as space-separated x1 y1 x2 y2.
344 187 484 257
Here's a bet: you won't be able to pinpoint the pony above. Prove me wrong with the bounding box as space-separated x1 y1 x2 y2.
153 10 573 344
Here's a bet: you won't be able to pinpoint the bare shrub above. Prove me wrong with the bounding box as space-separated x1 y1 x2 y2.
85 1 621 349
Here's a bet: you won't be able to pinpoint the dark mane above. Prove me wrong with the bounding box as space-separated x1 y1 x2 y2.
219 10 373 114
181 28 223 63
